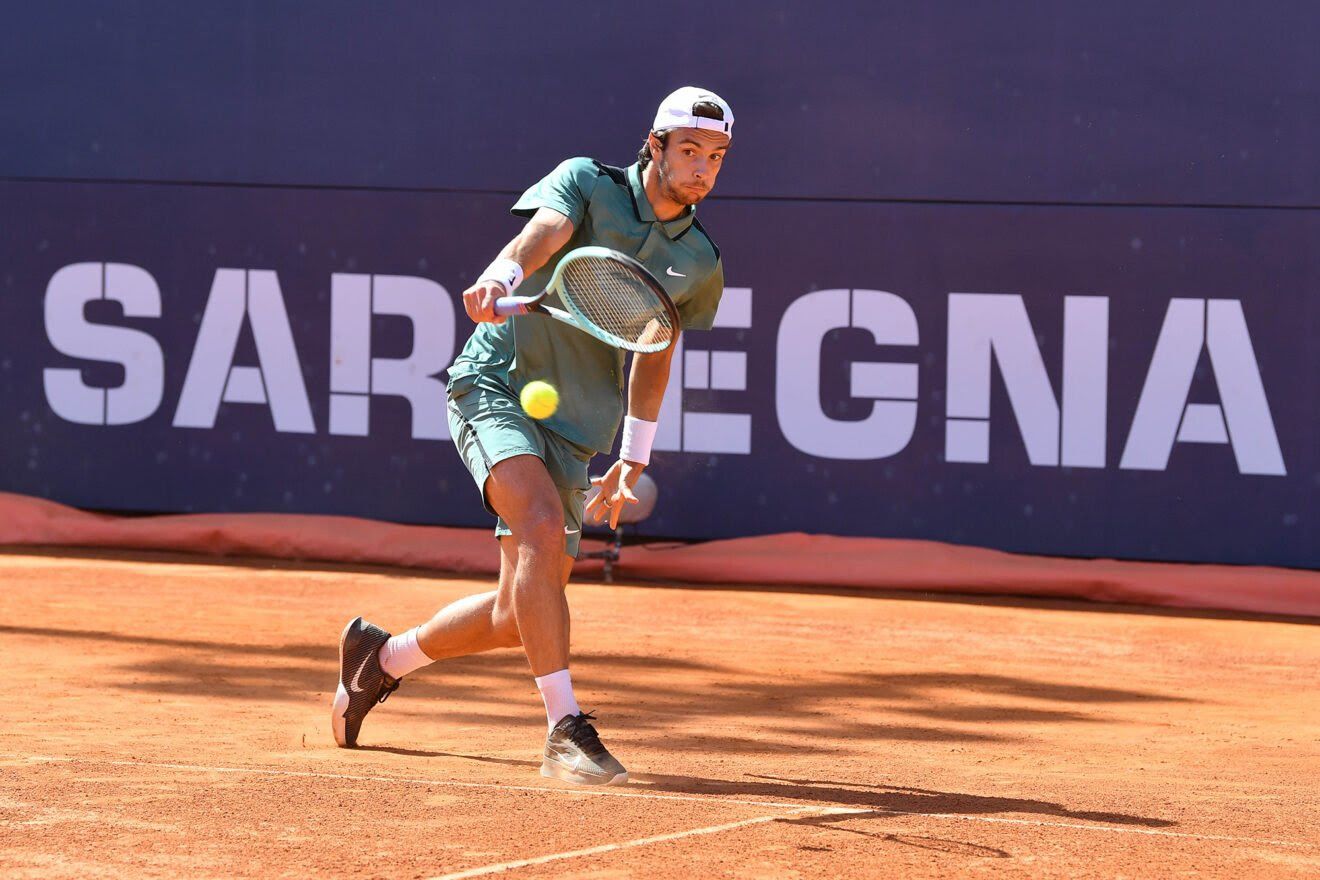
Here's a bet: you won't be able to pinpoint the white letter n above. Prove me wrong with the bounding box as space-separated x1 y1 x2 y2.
946 293 1108 467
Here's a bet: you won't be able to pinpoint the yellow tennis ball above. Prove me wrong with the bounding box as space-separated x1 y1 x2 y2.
520 380 559 420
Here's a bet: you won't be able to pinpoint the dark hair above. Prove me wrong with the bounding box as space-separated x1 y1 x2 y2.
637 100 727 169
637 130 669 169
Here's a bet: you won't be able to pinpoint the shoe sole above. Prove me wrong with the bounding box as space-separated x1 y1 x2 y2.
330 617 356 748
540 758 629 786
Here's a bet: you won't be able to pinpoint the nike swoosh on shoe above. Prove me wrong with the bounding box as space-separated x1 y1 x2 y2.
348 652 374 693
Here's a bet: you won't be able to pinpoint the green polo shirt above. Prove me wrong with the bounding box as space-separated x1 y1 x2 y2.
447 158 725 453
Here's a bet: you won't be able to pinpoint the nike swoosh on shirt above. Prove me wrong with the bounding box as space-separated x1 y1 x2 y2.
666 267 686 277
348 652 374 693
564 527 580 535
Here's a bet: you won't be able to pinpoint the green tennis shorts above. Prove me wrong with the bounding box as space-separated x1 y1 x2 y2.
446 374 595 558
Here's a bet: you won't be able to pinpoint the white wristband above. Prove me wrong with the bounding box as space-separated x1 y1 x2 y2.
477 257 524 293
620 416 657 466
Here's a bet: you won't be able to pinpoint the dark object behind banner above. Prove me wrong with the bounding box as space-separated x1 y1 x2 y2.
1 3 1315 569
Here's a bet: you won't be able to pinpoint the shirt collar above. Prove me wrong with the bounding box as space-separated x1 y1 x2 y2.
628 163 696 240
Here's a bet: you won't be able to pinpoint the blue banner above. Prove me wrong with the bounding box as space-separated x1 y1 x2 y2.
1 180 1313 567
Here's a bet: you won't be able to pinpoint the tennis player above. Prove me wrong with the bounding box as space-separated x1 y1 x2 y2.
332 87 733 785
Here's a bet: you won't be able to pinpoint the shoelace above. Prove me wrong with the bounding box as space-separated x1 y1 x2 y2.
567 711 603 748
376 676 400 704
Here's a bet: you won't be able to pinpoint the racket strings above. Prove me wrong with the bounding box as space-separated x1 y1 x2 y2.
560 258 675 349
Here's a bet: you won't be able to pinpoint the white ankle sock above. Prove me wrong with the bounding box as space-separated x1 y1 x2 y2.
377 627 433 679
534 669 581 729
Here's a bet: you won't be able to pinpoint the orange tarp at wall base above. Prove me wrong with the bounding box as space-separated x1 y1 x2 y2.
0 492 1315 618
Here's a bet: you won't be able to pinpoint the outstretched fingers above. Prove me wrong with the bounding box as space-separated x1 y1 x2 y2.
585 485 611 525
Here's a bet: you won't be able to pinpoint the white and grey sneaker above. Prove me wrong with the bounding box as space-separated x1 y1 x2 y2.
541 712 629 786
331 616 400 748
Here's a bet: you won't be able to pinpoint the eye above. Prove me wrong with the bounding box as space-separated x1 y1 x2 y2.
683 149 695 157
711 154 723 163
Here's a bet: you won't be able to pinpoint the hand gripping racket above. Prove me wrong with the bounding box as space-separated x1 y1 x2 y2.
493 246 681 353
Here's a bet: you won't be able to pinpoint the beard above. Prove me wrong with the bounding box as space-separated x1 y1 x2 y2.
656 157 708 207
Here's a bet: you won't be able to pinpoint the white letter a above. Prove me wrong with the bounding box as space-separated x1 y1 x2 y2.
1120 299 1284 475
173 269 315 433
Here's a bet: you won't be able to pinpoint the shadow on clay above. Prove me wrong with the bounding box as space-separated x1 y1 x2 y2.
357 745 1175 829
780 815 1012 858
7 623 1197 756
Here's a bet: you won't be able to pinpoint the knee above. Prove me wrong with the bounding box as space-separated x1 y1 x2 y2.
516 501 565 552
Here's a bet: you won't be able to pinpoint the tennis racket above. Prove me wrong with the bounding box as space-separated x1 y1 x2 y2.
493 246 681 353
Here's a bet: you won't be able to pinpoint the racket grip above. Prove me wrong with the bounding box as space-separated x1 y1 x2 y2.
493 296 534 317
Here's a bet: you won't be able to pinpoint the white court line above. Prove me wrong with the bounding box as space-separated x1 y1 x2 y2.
425 812 811 880
4 752 1315 853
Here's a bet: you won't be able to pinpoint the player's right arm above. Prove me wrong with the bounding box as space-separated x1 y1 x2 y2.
462 207 574 325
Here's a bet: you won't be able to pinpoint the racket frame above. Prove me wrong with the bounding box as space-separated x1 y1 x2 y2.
493 246 681 353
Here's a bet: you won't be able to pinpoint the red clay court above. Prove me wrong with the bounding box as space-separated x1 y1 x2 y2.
3 544 1316 879
6 6 1319 879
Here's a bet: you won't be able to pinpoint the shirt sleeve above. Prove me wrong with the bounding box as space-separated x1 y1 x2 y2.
676 259 724 332
511 157 601 227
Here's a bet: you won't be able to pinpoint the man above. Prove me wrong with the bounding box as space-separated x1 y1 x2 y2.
331 87 733 785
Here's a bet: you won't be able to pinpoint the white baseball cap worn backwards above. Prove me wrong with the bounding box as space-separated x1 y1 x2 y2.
652 86 734 140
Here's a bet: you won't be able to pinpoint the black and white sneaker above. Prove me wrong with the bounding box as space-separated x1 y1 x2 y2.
541 712 629 786
331 616 400 748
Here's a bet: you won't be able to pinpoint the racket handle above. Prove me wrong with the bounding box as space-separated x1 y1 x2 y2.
493 296 535 317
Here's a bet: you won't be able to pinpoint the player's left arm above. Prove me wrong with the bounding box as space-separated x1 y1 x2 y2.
586 343 677 528
586 258 724 527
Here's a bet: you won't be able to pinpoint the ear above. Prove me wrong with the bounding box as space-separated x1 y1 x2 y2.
647 132 664 162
